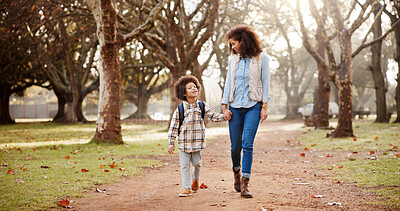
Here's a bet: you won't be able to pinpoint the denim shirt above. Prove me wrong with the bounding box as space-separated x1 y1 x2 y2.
221 53 271 108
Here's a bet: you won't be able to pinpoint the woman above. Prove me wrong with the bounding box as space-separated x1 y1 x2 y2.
221 25 270 198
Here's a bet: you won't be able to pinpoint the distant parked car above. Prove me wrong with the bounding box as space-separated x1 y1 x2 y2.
298 102 339 119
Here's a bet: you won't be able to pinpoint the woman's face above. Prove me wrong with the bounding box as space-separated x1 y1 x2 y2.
229 38 241 54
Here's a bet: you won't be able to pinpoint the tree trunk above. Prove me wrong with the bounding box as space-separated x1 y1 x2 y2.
90 0 123 144
0 87 14 124
329 29 354 137
394 19 400 123
370 4 388 123
126 84 150 119
315 27 330 128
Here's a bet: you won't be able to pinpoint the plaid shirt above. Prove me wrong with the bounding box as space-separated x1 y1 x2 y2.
168 100 225 152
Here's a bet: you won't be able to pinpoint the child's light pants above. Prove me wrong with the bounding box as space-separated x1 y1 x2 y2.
179 150 201 190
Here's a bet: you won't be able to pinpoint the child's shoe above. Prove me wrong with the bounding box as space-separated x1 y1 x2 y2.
179 188 192 197
191 179 199 193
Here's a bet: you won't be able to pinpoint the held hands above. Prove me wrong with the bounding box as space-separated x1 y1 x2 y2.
168 145 175 154
223 110 232 121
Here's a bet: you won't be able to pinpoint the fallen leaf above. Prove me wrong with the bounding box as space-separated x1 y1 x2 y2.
326 154 332 157
338 166 343 168
7 169 15 174
65 156 70 159
395 154 400 157
13 179 25 183
326 202 342 207
57 199 71 208
81 168 89 172
394 146 399 149
96 188 106 193
119 168 126 171
353 138 357 141
370 151 375 154
327 167 333 170
157 143 162 146
210 158 216 162
1 163 9 166
200 183 208 189
300 153 305 157
40 166 50 169
304 147 309 151
286 140 291 143
33 148 37 151
109 162 118 168
374 137 379 140
104 169 110 172
311 144 317 147
333 181 343 184
312 195 325 198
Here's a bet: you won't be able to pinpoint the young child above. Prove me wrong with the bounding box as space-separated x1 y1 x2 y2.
168 75 232 197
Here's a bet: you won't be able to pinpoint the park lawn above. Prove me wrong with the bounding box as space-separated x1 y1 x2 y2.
0 123 170 210
0 122 163 144
299 121 400 209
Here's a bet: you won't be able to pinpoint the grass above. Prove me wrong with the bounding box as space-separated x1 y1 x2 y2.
298 121 400 209
0 122 170 210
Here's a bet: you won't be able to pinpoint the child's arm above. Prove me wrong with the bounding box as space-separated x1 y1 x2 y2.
167 108 180 154
204 102 231 122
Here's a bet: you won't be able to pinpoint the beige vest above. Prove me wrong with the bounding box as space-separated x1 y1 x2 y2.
229 53 263 103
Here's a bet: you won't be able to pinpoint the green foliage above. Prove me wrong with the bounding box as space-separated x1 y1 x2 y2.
299 121 400 208
0 123 169 210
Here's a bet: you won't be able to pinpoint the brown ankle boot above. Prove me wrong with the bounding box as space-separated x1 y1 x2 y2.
233 169 241 192
240 177 253 198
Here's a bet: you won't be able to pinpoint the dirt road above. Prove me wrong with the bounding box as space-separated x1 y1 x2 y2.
74 120 384 210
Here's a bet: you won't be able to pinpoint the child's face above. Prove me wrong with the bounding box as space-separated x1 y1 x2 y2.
184 82 198 99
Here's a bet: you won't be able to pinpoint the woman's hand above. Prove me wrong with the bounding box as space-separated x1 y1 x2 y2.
260 107 268 123
223 110 232 121
168 145 175 154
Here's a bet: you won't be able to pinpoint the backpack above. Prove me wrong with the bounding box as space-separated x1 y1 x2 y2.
177 101 205 135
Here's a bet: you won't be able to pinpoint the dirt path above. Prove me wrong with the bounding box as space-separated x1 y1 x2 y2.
74 120 384 210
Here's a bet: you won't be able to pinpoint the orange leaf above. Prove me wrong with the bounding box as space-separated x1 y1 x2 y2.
311 195 324 198
353 138 357 141
81 168 89 172
370 151 375 154
333 181 343 184
395 154 400 157
304 147 309 151
65 156 70 159
300 153 305 157
327 167 333 170
311 144 317 147
338 166 343 168
32 148 37 151
104 169 110 172
7 169 15 174
199 183 208 189
374 137 379 140
286 140 291 143
394 146 398 149
326 154 332 157
57 199 70 208
210 158 216 162
119 168 126 171
109 162 118 168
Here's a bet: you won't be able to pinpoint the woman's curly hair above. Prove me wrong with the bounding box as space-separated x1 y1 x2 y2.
224 25 262 58
174 75 201 101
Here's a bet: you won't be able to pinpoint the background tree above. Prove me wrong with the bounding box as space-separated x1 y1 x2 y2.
27 1 99 123
384 0 400 123
0 0 47 124
139 0 219 113
120 41 169 119
87 0 169 144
